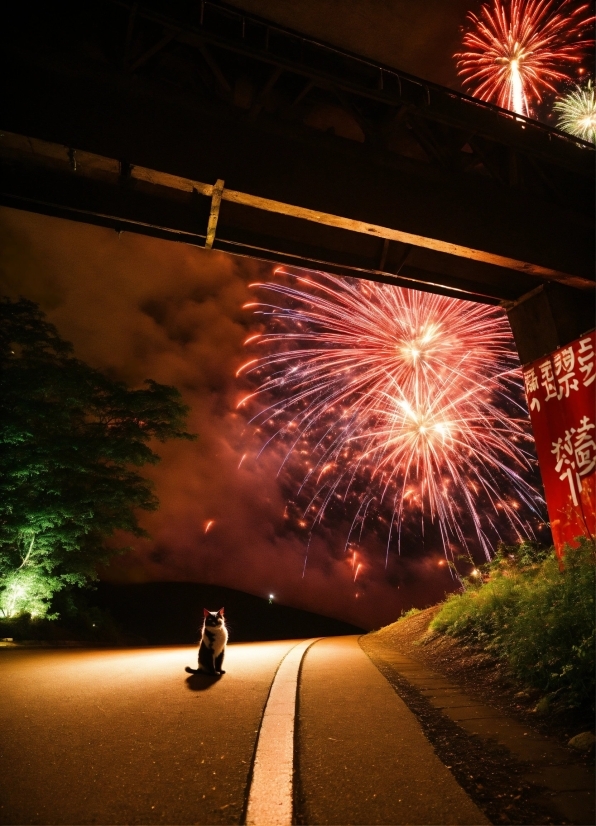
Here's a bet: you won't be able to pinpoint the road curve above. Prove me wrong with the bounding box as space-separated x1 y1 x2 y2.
0 641 298 825
297 636 487 825
1 637 487 825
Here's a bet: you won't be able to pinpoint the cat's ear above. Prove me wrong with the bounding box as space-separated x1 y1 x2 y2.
218 607 225 615
203 608 210 617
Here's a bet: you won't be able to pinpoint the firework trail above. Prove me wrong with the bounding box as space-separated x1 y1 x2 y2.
238 271 544 564
455 0 594 117
554 80 596 143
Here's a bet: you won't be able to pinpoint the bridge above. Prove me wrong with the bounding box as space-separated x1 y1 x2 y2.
1 0 594 362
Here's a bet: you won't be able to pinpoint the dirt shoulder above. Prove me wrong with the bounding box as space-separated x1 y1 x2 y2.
368 606 595 749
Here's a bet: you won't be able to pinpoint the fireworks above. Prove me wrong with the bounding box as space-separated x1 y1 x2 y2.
456 0 594 116
554 80 596 143
238 271 543 564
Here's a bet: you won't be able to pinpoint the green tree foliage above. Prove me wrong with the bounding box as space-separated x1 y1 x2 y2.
431 538 595 709
0 297 195 618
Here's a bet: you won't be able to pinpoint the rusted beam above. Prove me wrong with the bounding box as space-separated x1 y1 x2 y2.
122 1 139 67
1 130 592 290
125 0 593 174
221 187 591 288
205 178 224 249
198 43 231 94
129 31 177 72
249 66 283 120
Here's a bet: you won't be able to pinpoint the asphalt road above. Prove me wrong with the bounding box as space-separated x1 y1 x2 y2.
297 637 485 825
0 641 295 825
1 638 486 825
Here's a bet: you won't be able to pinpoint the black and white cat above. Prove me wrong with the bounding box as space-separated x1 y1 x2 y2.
185 608 228 676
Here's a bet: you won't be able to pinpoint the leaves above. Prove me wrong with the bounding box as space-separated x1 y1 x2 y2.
0 297 195 617
430 537 595 709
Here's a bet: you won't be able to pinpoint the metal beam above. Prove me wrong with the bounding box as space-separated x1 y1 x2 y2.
117 0 593 174
1 131 592 291
205 178 225 248
129 31 177 72
221 187 590 287
1 0 593 305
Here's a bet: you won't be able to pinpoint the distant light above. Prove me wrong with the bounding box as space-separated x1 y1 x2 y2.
268 594 274 604
470 568 480 577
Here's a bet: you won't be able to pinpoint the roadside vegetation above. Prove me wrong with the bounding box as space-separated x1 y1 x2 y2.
430 538 595 711
0 297 195 625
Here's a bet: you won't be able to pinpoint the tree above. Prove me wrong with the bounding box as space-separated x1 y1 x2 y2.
0 297 195 618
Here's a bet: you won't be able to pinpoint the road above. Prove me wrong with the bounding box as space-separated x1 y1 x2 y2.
0 637 486 825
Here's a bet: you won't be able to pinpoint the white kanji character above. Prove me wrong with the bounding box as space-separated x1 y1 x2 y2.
523 368 539 395
530 397 540 412
550 346 578 398
553 346 574 376
552 429 575 473
559 466 580 507
574 416 596 477
577 337 595 387
539 360 557 402
557 372 579 399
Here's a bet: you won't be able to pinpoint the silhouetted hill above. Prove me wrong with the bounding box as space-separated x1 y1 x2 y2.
94 582 364 644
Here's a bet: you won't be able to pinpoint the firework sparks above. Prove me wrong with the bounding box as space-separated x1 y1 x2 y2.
239 271 544 564
456 0 594 116
204 520 215 534
554 80 596 143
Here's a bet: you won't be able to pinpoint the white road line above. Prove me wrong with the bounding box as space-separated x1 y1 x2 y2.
245 638 320 826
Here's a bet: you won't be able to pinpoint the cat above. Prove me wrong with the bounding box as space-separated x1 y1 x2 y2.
185 608 228 677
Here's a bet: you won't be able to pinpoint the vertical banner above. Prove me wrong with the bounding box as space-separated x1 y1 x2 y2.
522 329 595 557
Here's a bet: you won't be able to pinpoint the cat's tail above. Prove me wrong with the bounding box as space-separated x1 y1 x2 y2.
185 666 199 674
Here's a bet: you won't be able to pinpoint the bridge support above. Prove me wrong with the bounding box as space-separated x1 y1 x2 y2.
505 283 595 366
505 286 596 554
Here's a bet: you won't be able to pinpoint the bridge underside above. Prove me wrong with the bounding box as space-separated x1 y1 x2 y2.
1 1 594 355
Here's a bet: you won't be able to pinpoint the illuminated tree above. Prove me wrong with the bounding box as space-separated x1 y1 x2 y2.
0 297 195 618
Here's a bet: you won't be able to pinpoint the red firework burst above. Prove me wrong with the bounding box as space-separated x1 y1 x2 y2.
238 271 544 563
456 0 595 116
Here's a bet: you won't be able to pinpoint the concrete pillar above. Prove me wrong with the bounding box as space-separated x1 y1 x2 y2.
505 284 595 553
505 282 595 367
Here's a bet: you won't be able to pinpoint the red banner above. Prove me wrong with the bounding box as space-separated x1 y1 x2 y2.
523 329 595 557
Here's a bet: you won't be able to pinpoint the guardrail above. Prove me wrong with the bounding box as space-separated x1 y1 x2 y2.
113 0 594 157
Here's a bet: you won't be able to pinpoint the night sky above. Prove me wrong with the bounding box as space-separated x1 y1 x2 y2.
1 206 473 629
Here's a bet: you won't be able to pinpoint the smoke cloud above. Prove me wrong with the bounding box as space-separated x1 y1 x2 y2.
0 207 458 628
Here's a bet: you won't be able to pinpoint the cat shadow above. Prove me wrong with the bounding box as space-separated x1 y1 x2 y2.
184 671 222 691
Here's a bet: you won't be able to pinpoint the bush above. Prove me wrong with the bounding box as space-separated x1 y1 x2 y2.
399 607 422 621
0 587 130 644
430 538 595 709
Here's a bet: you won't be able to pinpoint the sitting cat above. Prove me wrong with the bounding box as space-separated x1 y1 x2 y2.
185 608 228 677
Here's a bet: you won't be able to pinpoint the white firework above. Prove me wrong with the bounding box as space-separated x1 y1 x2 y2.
554 80 596 143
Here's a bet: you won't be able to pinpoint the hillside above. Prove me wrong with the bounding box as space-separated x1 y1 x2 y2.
92 581 364 644
368 605 594 746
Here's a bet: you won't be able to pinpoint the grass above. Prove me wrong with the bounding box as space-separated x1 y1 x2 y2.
430 538 595 710
398 607 422 621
